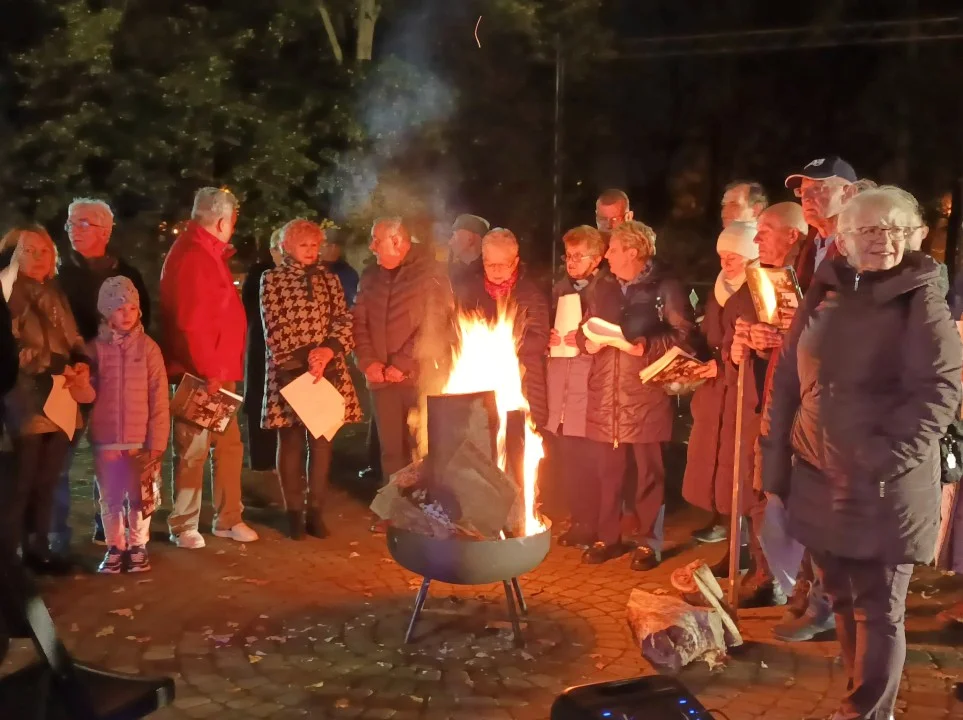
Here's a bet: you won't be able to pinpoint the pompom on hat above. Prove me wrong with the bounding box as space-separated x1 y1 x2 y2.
97 276 140 318
716 221 759 261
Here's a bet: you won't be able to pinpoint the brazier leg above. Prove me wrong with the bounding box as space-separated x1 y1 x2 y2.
511 577 528 614
404 578 431 644
502 580 525 648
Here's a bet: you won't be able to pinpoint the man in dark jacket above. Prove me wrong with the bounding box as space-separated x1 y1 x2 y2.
353 219 454 510
51 198 152 552
546 225 615 546
453 228 550 430
580 221 703 571
448 214 489 295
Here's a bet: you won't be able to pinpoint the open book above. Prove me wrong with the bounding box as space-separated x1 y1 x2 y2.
639 346 707 394
170 374 243 434
581 317 635 353
746 266 802 328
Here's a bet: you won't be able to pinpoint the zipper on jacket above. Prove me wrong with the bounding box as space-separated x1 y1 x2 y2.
879 480 885 498
612 351 620 449
854 273 861 291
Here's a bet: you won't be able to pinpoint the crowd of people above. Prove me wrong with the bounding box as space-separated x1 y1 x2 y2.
1 156 963 720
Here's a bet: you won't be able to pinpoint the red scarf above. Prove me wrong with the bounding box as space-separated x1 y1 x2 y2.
484 267 519 300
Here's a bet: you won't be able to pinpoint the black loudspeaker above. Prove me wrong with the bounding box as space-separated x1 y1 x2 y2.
551 676 716 720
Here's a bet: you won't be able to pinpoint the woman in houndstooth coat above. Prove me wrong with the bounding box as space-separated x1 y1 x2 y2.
260 219 362 539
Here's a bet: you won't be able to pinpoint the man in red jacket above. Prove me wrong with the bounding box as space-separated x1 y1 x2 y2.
160 187 258 549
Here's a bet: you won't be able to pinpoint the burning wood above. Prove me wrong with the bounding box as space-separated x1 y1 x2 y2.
370 302 547 540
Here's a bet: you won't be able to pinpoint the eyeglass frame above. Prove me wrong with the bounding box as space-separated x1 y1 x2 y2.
65 220 111 231
561 252 600 263
837 225 922 242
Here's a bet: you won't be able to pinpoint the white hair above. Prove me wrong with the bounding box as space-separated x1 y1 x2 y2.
191 187 239 226
838 185 923 230
481 228 519 254
68 197 113 220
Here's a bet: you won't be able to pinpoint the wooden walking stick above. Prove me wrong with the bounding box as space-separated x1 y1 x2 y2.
726 338 749 617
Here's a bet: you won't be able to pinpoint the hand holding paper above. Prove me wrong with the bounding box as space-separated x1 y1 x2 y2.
551 294 582 358
280 373 346 440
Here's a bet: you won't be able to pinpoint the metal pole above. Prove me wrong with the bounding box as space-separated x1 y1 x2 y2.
551 34 565 282
726 359 747 616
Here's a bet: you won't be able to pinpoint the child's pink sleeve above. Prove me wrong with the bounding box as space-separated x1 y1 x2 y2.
145 338 171 452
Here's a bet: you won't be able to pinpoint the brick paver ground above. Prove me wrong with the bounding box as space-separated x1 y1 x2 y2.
3 439 963 720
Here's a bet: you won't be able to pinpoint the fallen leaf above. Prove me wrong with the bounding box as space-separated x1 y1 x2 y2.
760 661 769 669
259 614 269 619
248 655 262 664
589 653 602 659
380 557 393 563
136 579 153 584
216 550 226 555
306 681 325 689
349 541 359 546
134 604 143 611
70 623 79 633
245 636 257 644
921 590 938 599
652 588 669 596
254 650 266 656
244 579 269 587
210 634 233 644
96 626 115 638
595 663 606 670
409 696 424 704
222 576 242 581
349 552 360 559
335 699 350 708
218 595 232 600
110 608 134 619
112 587 126 594
227 622 240 628
520 651 534 661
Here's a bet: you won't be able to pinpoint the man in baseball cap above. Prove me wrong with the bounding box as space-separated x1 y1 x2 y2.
783 156 856 291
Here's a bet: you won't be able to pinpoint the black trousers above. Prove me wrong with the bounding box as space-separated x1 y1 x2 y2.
5 432 71 557
245 409 277 472
811 551 913 720
561 434 600 535
276 425 332 513
371 385 418 486
587 440 665 551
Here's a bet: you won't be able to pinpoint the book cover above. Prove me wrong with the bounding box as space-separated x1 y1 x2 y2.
170 374 243 434
746 265 803 327
639 346 707 395
138 453 162 518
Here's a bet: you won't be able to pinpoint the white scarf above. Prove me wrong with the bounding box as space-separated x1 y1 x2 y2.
713 269 745 307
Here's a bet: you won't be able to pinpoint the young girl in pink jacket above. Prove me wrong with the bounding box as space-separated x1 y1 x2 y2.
87 277 169 573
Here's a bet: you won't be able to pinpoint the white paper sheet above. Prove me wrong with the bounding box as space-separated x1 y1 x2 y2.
43 375 78 441
280 373 346 441
550 293 582 358
581 317 636 353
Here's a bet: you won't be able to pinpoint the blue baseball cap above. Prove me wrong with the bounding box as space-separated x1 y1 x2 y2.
785 156 857 189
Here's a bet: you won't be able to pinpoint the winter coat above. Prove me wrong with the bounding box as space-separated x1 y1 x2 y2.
260 258 362 429
582 258 703 446
546 270 619 437
58 248 151 341
353 242 455 392
762 252 962 564
242 259 273 420
682 284 766 514
4 274 89 435
160 222 247 383
87 324 169 452
455 265 551 430
449 257 483 298
324 258 360 308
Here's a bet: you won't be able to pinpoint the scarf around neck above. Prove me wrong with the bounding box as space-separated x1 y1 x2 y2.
713 269 746 307
484 266 519 300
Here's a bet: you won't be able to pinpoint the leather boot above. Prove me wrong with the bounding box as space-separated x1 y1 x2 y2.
305 509 329 539
286 511 305 540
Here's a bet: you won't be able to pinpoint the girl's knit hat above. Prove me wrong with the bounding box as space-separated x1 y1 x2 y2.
97 276 139 317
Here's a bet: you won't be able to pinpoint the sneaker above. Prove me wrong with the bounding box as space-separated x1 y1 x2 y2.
692 524 728 544
170 530 206 549
772 612 836 642
92 526 107 546
127 545 151 573
98 546 124 574
212 522 259 543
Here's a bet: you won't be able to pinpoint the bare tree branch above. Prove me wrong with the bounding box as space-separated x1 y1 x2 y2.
318 1 344 64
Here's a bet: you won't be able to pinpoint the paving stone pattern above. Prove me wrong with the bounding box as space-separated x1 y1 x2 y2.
3 455 963 720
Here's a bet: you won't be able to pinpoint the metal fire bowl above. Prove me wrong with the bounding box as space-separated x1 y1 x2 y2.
387 520 552 586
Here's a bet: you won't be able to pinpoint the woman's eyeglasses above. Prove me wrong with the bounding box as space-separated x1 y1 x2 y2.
562 253 598 263
840 226 921 241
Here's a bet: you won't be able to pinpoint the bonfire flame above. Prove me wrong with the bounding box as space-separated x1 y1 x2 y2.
442 301 546 536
